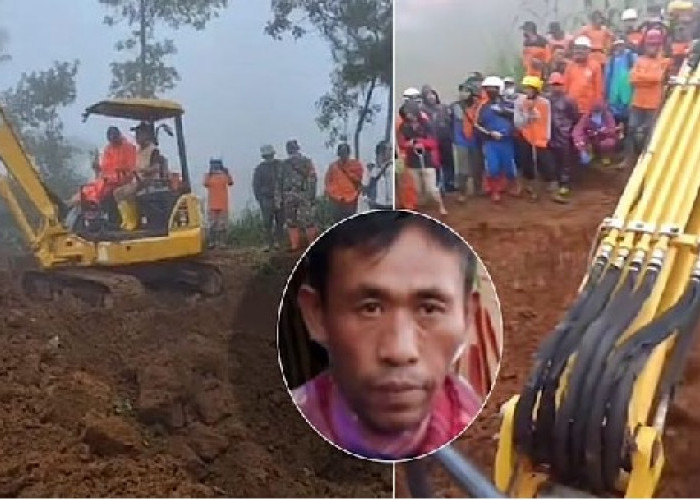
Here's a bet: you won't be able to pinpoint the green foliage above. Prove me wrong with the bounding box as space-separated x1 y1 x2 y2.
225 197 335 249
266 0 392 155
99 0 229 98
1 60 85 198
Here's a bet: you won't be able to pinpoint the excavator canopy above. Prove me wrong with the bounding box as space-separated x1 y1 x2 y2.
82 98 184 122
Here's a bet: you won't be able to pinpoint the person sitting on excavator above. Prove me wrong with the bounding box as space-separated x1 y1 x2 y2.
71 127 137 216
101 126 137 188
112 122 167 231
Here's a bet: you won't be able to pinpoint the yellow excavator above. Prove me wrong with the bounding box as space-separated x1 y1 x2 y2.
0 98 223 307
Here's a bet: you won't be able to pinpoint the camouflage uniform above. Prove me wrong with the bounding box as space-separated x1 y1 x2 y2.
281 153 317 229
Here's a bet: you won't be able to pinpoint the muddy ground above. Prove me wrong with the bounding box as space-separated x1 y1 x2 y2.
0 251 392 497
397 168 700 497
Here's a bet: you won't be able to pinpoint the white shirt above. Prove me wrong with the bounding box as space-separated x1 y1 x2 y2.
357 160 393 212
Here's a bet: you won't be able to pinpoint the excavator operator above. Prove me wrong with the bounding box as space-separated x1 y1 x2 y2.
112 122 167 231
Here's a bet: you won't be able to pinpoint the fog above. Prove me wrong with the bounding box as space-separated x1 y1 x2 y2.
395 0 592 104
0 1 386 215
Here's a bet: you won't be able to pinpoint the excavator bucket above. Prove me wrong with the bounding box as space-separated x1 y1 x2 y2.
493 47 700 498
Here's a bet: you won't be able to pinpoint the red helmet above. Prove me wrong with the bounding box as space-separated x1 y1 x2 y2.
645 29 664 46
548 72 565 86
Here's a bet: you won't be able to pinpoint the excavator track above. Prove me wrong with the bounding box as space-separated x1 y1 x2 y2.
21 269 145 308
19 259 223 308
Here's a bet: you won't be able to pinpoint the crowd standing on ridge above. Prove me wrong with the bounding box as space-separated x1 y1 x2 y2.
396 1 699 209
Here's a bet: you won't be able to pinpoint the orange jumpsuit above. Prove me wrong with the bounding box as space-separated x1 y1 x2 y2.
204 170 234 229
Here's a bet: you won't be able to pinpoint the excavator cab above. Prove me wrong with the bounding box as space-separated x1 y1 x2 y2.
76 99 192 241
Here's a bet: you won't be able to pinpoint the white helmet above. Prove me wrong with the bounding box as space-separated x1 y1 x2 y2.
621 8 638 21
402 87 421 99
482 76 505 94
503 76 515 85
573 35 592 48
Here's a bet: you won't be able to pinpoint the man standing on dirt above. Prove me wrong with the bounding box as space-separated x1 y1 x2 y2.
292 211 482 461
203 157 234 249
324 143 364 223
281 139 318 252
253 144 284 251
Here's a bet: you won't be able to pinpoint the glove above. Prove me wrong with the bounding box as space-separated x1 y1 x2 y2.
579 150 593 166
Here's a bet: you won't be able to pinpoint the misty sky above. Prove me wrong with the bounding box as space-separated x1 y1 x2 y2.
0 1 386 214
395 0 583 105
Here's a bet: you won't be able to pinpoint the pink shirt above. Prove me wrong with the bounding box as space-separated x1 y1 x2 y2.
292 371 482 460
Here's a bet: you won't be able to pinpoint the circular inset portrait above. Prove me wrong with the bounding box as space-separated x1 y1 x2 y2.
277 210 503 462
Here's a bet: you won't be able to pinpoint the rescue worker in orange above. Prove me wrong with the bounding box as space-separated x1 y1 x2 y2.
324 143 364 223
622 9 643 51
514 76 556 201
100 127 137 189
625 29 671 167
72 127 137 216
564 36 604 117
577 10 614 69
203 157 234 249
521 21 550 79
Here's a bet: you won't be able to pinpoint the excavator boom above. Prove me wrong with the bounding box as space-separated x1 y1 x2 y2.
493 50 700 497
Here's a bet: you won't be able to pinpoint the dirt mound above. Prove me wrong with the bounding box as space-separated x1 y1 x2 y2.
397 169 700 497
0 250 391 497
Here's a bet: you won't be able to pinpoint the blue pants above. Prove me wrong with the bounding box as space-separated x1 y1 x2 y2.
483 140 517 179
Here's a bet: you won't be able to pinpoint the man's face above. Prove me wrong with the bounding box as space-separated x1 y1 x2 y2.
135 130 149 147
299 227 468 434
339 147 350 161
107 130 121 145
573 46 589 61
425 92 437 105
614 43 625 55
624 19 637 31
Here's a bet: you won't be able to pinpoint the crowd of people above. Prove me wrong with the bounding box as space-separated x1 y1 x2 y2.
251 139 392 252
396 1 698 208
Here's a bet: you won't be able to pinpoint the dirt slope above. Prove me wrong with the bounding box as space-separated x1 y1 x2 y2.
0 250 392 497
396 169 700 497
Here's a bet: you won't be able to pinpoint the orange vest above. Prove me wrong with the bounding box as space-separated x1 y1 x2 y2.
630 56 670 110
204 171 233 212
519 96 551 148
564 59 603 115
100 141 137 184
325 159 364 204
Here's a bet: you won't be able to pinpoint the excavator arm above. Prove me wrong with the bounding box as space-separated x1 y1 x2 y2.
0 104 91 268
493 52 700 498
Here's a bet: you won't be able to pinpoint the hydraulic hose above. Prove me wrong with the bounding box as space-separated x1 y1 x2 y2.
562 262 660 481
433 446 506 498
583 276 700 492
514 263 620 465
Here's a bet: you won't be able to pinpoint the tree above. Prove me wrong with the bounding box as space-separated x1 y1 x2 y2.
1 60 85 198
99 0 229 98
266 0 392 158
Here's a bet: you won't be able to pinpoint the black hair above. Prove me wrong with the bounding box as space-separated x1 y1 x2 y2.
304 211 477 305
375 140 388 155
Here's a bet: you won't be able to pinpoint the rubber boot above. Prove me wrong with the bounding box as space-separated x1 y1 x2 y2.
552 186 571 204
288 227 301 252
118 201 138 231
